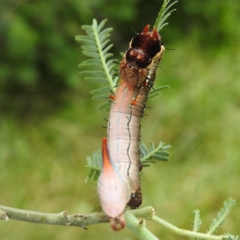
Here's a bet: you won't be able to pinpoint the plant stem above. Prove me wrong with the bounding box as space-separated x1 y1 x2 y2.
0 205 231 239
0 205 154 229
125 211 159 240
151 215 224 240
0 205 108 228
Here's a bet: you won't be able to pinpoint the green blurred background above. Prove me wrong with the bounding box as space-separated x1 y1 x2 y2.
0 0 239 239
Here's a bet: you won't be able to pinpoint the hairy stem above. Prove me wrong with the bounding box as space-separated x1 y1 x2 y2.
151 215 225 240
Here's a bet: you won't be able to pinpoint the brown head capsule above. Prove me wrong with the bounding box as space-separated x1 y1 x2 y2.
120 25 163 87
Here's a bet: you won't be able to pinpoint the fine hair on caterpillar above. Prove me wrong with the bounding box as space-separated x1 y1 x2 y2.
98 25 165 231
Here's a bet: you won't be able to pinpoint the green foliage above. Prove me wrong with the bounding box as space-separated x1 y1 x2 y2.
190 209 202 236
189 200 238 240
75 19 118 111
148 85 170 99
207 199 236 235
75 19 118 95
0 0 90 118
151 198 238 240
224 235 239 240
140 141 170 167
85 150 102 182
155 0 178 31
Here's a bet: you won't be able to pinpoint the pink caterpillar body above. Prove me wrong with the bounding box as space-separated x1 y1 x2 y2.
98 138 127 230
98 25 165 230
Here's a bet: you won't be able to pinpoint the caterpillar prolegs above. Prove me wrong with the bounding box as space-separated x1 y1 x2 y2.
98 25 165 230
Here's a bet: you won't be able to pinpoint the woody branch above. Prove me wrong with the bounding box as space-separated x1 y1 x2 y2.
0 205 154 229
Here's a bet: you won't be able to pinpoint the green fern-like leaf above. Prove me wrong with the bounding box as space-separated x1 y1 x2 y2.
207 198 236 235
191 209 202 232
148 85 170 99
75 19 118 97
189 209 202 240
85 150 102 182
97 101 111 110
154 0 178 32
222 234 239 240
140 141 171 167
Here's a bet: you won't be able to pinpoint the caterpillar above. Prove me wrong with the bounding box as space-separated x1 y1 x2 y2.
98 25 165 231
